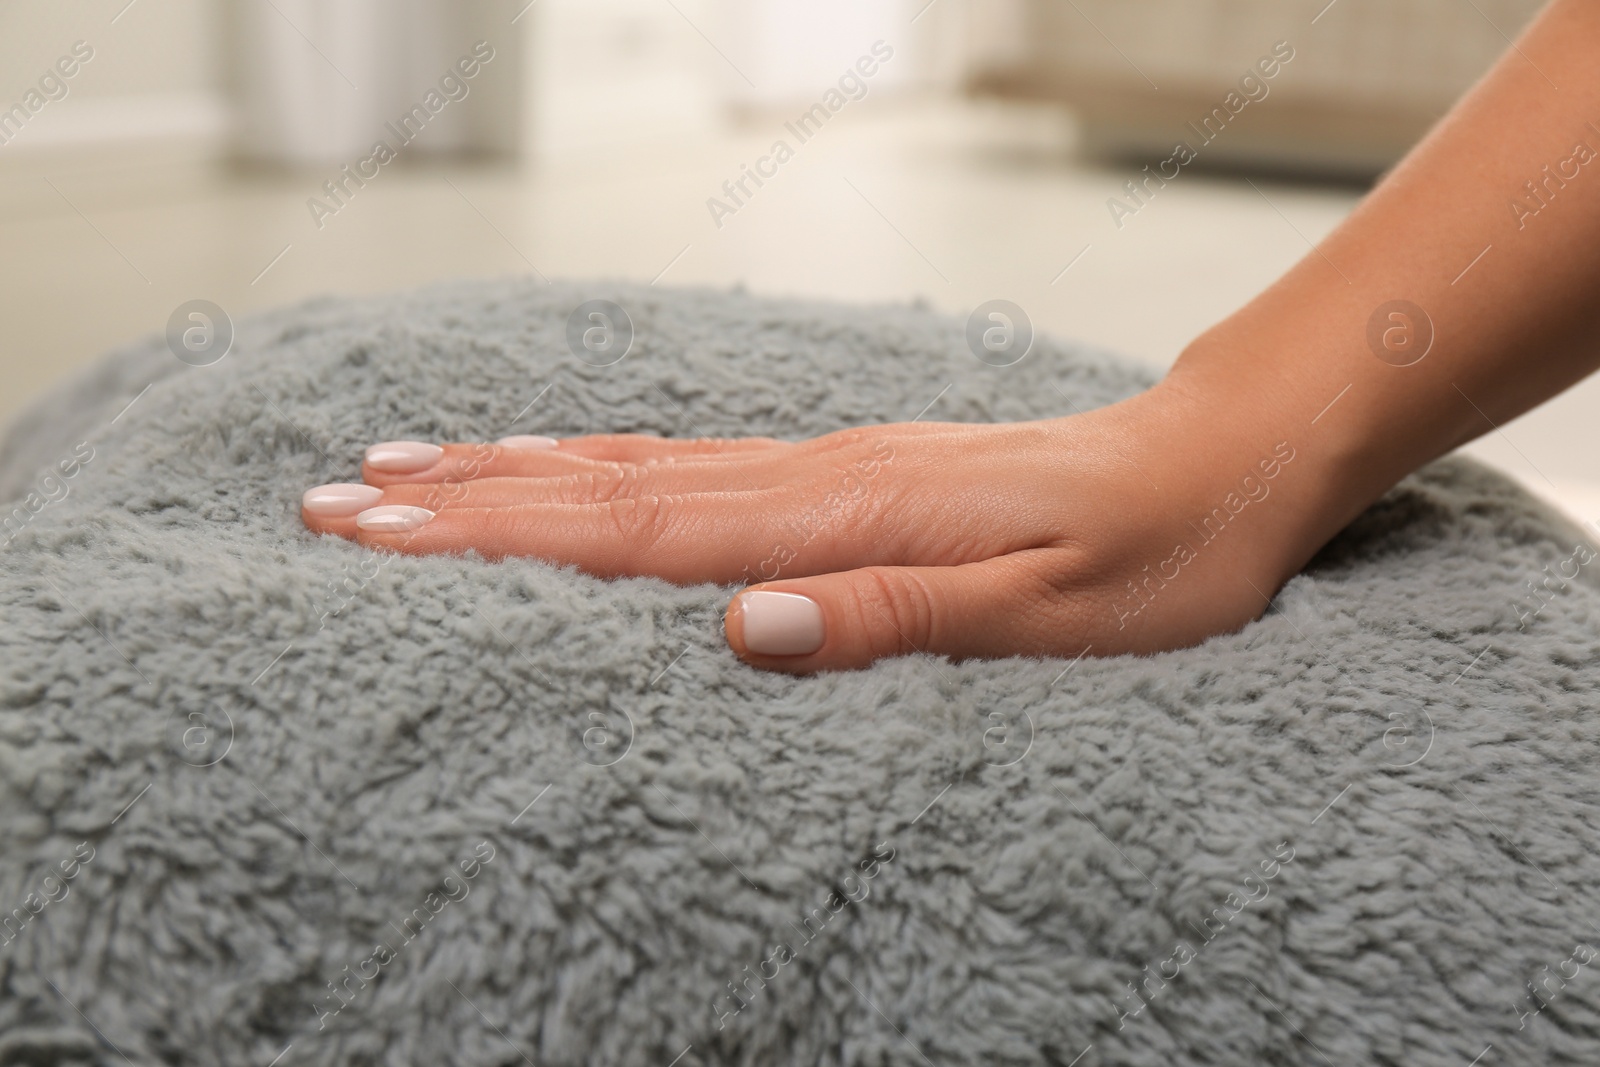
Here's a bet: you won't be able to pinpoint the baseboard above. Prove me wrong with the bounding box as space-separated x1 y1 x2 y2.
0 91 229 162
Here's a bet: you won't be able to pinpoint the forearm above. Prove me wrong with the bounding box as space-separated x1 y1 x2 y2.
1165 0 1600 572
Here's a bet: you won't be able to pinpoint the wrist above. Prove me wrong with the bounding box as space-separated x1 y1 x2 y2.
1148 336 1381 586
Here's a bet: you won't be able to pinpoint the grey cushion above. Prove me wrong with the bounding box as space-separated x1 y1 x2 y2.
3 279 1599 1067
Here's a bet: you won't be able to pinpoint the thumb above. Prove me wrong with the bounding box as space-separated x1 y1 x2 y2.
724 554 1067 673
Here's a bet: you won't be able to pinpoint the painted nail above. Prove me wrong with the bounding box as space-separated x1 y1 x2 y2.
365 441 444 473
301 483 383 518
496 435 560 450
738 591 826 656
355 505 435 532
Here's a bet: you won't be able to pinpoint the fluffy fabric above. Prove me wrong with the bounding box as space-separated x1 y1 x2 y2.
2 279 1599 1067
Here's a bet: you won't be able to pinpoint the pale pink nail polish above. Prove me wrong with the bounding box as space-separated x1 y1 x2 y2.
496 435 560 450
739 591 826 656
301 483 383 518
355 505 435 532
365 441 444 473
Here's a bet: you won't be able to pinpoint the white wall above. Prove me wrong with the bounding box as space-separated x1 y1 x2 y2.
0 0 226 155
0 0 967 167
0 0 525 164
526 0 963 162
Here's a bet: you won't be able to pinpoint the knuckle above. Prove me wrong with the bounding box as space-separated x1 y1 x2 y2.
582 463 648 503
838 476 911 555
604 494 670 565
791 460 895 538
852 567 936 655
825 425 876 450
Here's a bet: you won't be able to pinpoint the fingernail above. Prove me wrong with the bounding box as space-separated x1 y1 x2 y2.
738 591 825 656
496 435 560 450
355 505 435 532
365 441 444 473
302 483 383 518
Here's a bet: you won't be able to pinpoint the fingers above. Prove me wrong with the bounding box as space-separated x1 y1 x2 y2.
305 462 788 539
311 441 847 536
313 429 1061 577
724 550 1080 673
357 424 961 486
553 433 786 461
342 490 871 584
554 424 966 462
360 435 796 487
361 441 616 486
303 477 621 538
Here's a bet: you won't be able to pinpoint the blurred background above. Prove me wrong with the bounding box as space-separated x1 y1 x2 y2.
4 0 1595 521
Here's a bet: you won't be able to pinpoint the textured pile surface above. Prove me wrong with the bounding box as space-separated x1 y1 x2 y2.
2 279 1599 1067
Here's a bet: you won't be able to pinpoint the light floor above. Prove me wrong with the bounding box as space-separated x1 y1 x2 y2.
3 97 1599 527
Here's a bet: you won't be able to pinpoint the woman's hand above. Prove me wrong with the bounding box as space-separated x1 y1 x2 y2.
302 377 1338 673
302 0 1600 672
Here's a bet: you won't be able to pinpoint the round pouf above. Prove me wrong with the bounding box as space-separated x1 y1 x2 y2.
2 279 1599 1067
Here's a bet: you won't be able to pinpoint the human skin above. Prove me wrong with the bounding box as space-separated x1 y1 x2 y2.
304 0 1600 673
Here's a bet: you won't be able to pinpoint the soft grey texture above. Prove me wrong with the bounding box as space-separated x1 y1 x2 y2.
2 278 1599 1067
